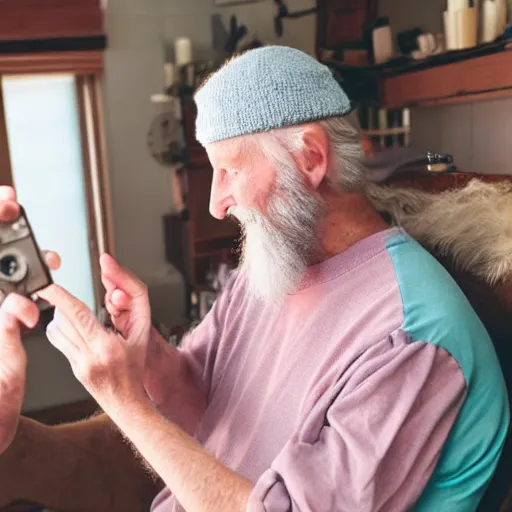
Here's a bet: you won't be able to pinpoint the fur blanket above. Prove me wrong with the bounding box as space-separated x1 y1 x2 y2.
366 179 512 285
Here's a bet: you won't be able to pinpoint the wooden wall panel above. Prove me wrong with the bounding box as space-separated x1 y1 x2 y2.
0 0 104 41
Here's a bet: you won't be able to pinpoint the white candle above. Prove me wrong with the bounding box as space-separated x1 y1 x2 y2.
163 62 174 88
444 10 459 49
456 7 478 49
448 0 469 11
175 38 192 67
496 0 508 34
482 0 497 42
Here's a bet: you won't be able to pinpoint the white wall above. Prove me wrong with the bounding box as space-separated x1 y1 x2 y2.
379 0 512 175
22 0 316 412
411 100 512 174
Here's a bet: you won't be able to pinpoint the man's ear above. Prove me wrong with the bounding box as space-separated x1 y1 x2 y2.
294 124 329 190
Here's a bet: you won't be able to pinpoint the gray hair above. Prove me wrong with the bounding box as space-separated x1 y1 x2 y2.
255 113 367 191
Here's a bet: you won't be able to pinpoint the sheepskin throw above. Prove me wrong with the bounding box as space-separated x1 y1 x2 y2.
367 179 512 285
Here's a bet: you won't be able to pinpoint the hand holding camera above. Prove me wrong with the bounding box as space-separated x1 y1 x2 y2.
0 186 60 456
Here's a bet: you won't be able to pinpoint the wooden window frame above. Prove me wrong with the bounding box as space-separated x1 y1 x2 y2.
0 51 104 76
0 87 13 187
0 72 114 312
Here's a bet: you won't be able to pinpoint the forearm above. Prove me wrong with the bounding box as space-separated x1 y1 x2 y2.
112 401 253 512
0 413 162 512
0 394 23 456
145 327 207 435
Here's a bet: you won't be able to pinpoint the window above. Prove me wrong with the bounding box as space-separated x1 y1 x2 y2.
0 73 112 313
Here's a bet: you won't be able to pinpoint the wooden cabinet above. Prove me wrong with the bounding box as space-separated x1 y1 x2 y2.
316 0 377 56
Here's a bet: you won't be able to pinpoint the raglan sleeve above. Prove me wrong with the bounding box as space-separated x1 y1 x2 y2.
247 338 467 512
178 272 239 399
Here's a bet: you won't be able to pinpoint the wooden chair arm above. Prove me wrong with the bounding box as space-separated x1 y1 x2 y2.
0 414 163 512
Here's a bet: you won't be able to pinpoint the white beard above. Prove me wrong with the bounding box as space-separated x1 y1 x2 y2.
231 165 323 305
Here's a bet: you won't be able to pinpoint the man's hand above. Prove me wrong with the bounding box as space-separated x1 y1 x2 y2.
99 254 206 434
0 186 60 455
40 285 148 410
100 254 151 348
99 254 170 407
39 285 252 512
0 294 38 454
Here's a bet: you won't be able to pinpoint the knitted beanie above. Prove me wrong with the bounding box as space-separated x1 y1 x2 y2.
194 45 352 146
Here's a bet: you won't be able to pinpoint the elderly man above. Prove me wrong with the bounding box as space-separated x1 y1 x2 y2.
0 46 508 512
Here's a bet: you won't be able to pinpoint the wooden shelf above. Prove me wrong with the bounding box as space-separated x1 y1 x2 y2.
380 48 512 108
361 127 410 137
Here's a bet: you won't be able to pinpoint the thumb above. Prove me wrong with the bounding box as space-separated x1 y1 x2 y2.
99 254 147 299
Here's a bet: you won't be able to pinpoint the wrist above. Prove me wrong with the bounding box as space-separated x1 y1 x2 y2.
0 403 21 456
98 380 148 415
145 327 166 370
144 329 173 406
106 392 156 435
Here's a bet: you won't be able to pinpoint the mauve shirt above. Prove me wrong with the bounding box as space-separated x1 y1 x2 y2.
151 228 509 512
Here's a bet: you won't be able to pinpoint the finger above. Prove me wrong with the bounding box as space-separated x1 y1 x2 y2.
37 285 100 339
52 309 82 351
0 310 21 351
101 273 116 295
1 293 39 329
46 321 78 365
105 300 121 318
99 254 146 299
0 309 26 375
42 250 61 271
0 200 20 223
111 289 130 310
0 187 16 201
102 286 120 316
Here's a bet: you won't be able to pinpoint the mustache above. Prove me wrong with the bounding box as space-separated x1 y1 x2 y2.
228 206 258 225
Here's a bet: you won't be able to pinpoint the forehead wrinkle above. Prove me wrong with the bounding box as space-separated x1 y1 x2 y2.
231 136 255 170
215 135 256 170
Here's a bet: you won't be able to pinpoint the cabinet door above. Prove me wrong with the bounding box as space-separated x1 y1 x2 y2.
316 0 378 50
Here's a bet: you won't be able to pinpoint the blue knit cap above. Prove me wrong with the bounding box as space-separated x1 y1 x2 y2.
194 46 352 145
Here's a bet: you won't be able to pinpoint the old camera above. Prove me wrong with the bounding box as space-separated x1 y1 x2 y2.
0 206 52 305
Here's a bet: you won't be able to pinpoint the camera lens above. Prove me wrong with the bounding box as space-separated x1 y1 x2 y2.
0 255 19 277
0 250 28 284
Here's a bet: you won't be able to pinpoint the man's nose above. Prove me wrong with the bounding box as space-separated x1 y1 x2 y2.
209 170 233 220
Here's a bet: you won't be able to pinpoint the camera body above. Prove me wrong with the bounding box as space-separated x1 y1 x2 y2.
0 207 52 304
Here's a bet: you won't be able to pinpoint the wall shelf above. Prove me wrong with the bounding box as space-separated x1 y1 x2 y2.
361 127 410 137
380 47 512 108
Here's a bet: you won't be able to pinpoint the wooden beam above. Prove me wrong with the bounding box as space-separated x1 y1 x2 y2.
0 50 103 75
0 0 104 41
